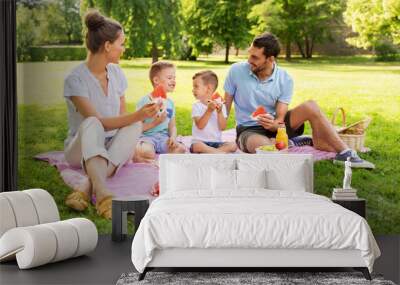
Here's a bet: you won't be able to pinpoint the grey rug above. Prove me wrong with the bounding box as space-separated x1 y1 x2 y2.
117 271 396 285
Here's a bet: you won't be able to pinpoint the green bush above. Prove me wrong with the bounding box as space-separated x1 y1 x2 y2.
28 46 86 62
375 43 399 62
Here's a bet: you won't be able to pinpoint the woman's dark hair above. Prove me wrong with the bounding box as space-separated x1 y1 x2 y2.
84 10 122 54
252 32 281 58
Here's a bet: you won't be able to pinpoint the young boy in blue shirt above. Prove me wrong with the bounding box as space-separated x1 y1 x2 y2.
133 61 186 163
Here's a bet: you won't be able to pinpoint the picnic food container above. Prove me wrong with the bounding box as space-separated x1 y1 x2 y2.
331 107 372 152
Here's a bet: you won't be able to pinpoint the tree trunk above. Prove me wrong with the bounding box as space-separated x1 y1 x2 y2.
305 35 311 58
105 0 112 16
66 22 72 44
151 42 158 63
67 32 72 44
296 40 306 58
307 41 313 59
309 36 315 59
235 47 239 56
285 40 291 60
225 42 230 64
87 0 95 7
283 0 291 60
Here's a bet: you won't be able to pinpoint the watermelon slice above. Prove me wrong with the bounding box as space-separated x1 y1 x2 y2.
207 92 224 105
151 85 167 99
211 92 222 100
151 85 167 115
251 106 266 120
150 181 160 197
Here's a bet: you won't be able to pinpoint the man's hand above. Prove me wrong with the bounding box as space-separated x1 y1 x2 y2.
137 102 160 120
257 114 279 131
207 101 218 112
152 111 167 126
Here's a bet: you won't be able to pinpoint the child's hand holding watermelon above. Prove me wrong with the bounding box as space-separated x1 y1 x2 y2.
208 92 224 112
151 85 167 116
207 100 218 112
211 92 224 104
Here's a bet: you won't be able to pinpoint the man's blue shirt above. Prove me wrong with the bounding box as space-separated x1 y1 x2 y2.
223 61 293 127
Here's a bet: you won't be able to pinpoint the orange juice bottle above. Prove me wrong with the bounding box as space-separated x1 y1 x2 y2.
275 122 288 150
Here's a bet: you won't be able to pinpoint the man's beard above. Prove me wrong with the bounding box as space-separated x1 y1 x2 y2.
251 64 267 75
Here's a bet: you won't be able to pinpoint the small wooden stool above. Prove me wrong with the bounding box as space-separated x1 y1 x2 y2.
111 197 149 242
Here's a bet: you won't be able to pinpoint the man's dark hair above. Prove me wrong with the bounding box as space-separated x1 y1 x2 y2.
252 32 281 58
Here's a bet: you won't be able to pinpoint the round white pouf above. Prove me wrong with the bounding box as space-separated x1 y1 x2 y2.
0 189 98 269
66 218 98 257
24 189 60 223
0 226 57 269
0 196 17 237
0 191 39 228
0 219 98 269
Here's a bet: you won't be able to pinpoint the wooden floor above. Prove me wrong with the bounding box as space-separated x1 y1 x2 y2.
0 235 398 285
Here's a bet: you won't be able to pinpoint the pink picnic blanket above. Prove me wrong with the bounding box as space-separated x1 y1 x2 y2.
35 129 335 200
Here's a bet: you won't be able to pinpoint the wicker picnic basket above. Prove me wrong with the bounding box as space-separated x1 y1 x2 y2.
331 107 372 151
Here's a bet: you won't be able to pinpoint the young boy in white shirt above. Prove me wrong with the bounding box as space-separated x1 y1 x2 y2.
190 70 237 154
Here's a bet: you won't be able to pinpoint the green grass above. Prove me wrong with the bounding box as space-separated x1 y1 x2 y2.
18 56 400 234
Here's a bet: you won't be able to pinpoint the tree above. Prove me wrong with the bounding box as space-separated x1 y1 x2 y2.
16 1 55 61
344 0 400 49
180 0 213 59
123 0 182 63
17 5 40 61
59 0 82 44
17 0 45 8
297 0 344 58
17 0 82 46
250 0 343 59
45 0 82 44
185 0 254 63
250 0 294 59
81 0 112 16
81 0 182 63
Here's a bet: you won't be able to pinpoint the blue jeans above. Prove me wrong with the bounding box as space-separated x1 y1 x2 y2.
138 132 170 154
190 141 225 153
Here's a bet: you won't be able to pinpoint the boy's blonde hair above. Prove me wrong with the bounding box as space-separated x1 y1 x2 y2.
192 70 218 92
149 61 175 86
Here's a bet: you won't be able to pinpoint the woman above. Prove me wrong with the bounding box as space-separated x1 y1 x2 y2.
63 10 159 219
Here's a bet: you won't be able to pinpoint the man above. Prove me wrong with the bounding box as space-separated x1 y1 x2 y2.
223 32 374 168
